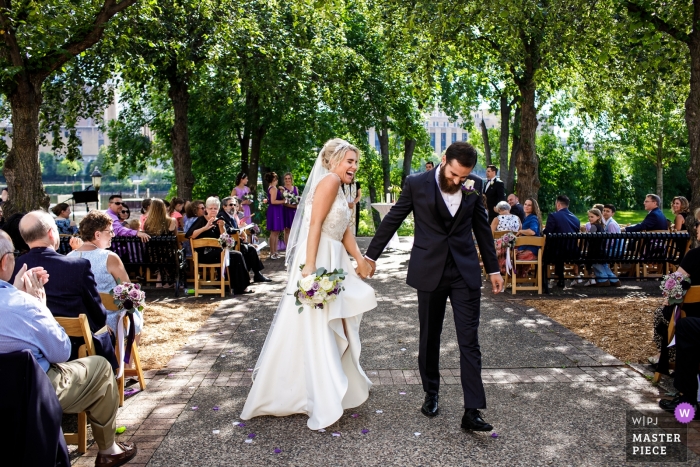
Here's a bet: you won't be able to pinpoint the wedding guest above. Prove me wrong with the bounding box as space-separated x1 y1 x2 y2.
168 197 185 231
516 198 542 278
490 201 521 232
543 195 581 289
143 199 177 236
183 200 204 233
118 205 131 227
670 196 690 231
0 231 137 466
425 161 434 171
0 187 7 205
658 208 700 417
68 211 143 334
2 213 29 254
139 198 151 231
602 204 621 233
483 165 506 223
232 172 253 222
573 208 620 287
265 172 285 260
51 203 78 235
623 194 667 231
218 197 270 283
507 194 525 223
584 203 605 232
186 197 252 295
105 195 150 241
282 172 299 245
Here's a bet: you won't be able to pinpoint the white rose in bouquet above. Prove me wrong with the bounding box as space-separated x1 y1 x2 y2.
300 275 316 291
319 277 334 292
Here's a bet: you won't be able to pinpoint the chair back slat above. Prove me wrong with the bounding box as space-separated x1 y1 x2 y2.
99 292 120 312
191 238 222 249
684 286 700 304
514 236 545 247
55 314 95 356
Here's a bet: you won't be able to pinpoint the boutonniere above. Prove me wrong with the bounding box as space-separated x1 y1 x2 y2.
461 180 478 197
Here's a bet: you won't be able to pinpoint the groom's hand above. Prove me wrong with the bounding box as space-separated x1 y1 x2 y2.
490 273 504 294
363 256 376 278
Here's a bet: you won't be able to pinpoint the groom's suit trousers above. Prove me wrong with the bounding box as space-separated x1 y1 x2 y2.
416 254 486 409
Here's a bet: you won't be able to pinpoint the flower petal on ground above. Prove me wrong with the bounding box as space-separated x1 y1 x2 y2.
361 429 370 434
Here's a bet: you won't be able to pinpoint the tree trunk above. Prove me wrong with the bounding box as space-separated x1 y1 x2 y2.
3 77 50 215
401 138 416 188
685 32 700 244
480 119 491 166
248 125 266 197
377 126 391 195
239 90 255 177
507 105 521 194
514 80 540 202
656 134 664 207
499 95 512 189
167 76 195 200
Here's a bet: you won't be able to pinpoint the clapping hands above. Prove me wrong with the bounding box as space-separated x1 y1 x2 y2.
13 263 48 306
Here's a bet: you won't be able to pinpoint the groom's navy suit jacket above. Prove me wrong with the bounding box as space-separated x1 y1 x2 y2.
366 169 499 292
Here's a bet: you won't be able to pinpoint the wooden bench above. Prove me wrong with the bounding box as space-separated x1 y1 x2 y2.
108 236 187 296
542 231 690 282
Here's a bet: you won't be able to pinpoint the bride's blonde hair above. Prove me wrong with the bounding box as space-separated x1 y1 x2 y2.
319 138 360 170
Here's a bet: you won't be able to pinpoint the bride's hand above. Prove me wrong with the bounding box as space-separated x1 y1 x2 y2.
355 259 372 279
301 263 316 278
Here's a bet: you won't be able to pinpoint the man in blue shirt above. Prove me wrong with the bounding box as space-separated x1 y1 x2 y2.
623 194 668 232
0 231 137 466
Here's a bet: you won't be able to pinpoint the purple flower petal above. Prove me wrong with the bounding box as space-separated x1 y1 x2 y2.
399 392 406 395
248 433 256 439
361 429 370 434
332 432 341 437
491 433 498 438
191 406 198 410
274 449 282 454
351 414 359 418
213 406 219 411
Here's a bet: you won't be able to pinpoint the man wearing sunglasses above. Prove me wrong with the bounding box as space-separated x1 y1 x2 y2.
106 195 150 242
218 196 271 283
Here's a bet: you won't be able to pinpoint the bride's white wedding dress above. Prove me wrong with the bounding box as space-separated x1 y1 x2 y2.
240 173 377 429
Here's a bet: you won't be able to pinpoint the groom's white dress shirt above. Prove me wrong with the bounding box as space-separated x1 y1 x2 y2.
435 167 462 216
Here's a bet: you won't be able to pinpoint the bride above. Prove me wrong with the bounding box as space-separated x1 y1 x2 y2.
240 138 376 430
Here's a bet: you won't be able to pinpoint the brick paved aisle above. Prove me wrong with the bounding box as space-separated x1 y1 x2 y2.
71 239 699 466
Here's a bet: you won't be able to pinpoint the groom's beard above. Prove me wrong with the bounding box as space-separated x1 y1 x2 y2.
439 164 462 194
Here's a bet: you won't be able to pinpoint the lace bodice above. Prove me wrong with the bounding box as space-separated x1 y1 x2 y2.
304 173 351 241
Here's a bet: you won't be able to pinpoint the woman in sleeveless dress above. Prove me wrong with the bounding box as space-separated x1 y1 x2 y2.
241 139 376 430
232 172 253 223
282 172 299 245
265 173 285 259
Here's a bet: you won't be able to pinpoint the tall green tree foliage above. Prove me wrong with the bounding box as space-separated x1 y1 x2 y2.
0 0 137 214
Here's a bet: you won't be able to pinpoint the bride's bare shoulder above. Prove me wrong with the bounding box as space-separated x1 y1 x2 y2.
314 173 341 194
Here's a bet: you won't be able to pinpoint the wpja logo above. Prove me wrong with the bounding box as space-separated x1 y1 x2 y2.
626 409 687 462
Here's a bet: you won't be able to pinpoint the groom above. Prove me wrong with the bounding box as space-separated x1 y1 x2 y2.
365 142 503 432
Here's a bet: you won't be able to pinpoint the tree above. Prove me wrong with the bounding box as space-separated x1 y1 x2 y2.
0 0 136 214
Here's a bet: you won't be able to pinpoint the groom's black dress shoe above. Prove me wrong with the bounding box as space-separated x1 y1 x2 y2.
421 394 439 417
461 409 493 431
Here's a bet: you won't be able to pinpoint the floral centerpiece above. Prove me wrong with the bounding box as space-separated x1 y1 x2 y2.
283 190 301 205
294 266 346 313
497 231 517 249
218 233 237 251
111 282 146 370
660 271 691 306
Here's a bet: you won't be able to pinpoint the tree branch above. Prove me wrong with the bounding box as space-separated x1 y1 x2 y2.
0 0 25 67
626 0 689 43
40 0 138 78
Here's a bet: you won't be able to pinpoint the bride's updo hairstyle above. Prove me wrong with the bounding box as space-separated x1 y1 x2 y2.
319 138 360 171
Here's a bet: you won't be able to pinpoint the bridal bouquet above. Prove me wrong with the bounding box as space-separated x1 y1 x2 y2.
294 266 346 313
111 282 146 312
218 233 237 251
283 190 301 205
659 271 691 306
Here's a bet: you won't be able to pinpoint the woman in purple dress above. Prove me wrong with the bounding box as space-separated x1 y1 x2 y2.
282 172 299 246
231 172 253 223
265 172 285 259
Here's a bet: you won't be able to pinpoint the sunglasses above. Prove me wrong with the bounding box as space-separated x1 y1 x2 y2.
199 206 206 210
121 210 130 214
227 203 237 207
111 201 123 206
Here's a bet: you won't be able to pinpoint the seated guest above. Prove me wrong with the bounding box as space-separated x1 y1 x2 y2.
2 212 30 255
118 205 131 227
573 208 620 287
491 201 521 233
218 196 270 283
507 194 525 223
516 197 542 278
0 231 138 466
583 203 605 232
105 195 150 242
183 200 204 233
68 211 143 335
51 203 78 235
168 197 185 231
143 199 177 236
602 204 621 233
658 208 700 417
543 194 581 289
139 198 151 231
651 208 700 372
186 197 252 295
623 194 668 231
670 196 690 231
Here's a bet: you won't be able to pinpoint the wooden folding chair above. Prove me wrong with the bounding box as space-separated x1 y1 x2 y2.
54 314 95 454
100 293 146 407
191 238 230 297
653 285 700 383
511 237 546 294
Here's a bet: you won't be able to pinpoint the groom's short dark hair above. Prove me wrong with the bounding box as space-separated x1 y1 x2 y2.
445 142 478 168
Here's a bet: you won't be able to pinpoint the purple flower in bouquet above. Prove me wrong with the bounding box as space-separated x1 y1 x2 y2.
129 289 140 300
113 285 124 295
665 278 676 289
312 281 320 291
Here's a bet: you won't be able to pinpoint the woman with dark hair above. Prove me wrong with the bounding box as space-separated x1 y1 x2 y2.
232 172 253 222
265 172 285 260
183 200 204 233
51 202 78 235
118 205 131 227
516 198 542 278
282 172 299 245
670 196 690 231
139 198 152 231
168 197 185 230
